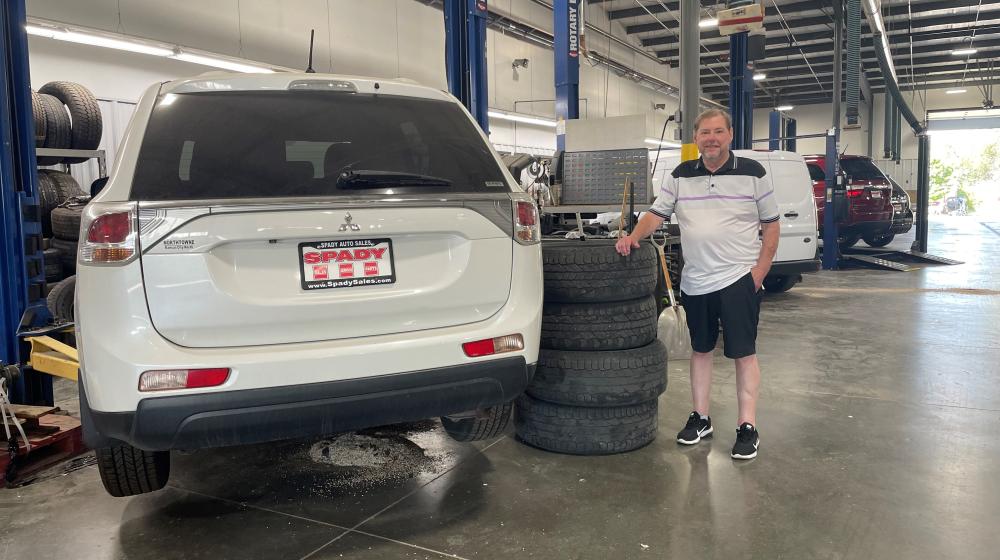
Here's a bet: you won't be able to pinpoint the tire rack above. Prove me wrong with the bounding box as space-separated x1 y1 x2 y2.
26 148 105 391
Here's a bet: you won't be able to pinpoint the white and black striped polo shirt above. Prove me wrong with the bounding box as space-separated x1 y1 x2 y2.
649 153 780 296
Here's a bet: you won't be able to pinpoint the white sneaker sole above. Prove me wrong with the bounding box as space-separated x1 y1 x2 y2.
677 426 713 445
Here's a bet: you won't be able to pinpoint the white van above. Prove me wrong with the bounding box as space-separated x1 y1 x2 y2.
651 149 819 292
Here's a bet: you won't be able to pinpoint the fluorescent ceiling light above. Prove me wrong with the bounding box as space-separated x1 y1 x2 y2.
753 73 767 81
775 105 794 111
952 48 978 56
26 25 173 57
645 138 682 148
699 18 718 28
170 53 274 73
487 110 557 127
945 89 967 94
26 20 283 73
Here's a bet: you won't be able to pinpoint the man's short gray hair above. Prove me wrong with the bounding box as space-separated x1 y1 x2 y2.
694 109 733 131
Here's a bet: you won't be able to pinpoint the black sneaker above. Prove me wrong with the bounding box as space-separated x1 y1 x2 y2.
731 423 759 459
676 411 713 445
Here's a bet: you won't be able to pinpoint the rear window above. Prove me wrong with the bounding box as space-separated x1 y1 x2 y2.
806 163 826 181
130 91 508 200
839 158 887 181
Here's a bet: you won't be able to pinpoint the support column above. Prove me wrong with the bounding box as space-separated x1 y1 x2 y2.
444 0 489 133
729 32 754 149
914 133 930 252
768 110 781 151
554 0 581 151
822 0 844 271
680 0 700 162
1 0 50 404
785 118 797 152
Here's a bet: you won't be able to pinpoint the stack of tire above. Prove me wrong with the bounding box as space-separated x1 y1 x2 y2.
515 239 667 455
31 81 102 323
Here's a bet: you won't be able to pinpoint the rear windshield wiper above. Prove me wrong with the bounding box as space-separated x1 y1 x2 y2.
335 169 452 188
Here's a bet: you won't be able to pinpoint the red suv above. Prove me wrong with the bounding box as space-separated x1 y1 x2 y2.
804 155 894 249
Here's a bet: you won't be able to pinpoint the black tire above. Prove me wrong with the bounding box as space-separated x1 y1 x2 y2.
43 247 63 283
37 93 71 164
95 442 170 497
46 275 75 322
540 296 658 351
49 237 78 273
514 394 657 455
51 204 84 241
441 400 514 442
863 232 894 247
762 274 798 293
838 234 861 250
528 341 667 407
541 239 657 303
41 169 86 200
39 81 103 163
36 171 62 236
31 91 46 148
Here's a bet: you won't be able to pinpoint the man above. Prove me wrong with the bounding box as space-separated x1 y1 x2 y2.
616 109 779 460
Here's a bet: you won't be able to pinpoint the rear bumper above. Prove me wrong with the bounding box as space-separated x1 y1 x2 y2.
768 258 820 278
83 357 534 451
889 210 913 234
836 220 893 237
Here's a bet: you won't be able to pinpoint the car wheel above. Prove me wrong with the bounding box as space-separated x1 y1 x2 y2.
863 232 894 247
762 275 798 293
441 400 513 442
514 394 657 455
540 296 658 351
528 341 667 407
95 441 170 497
838 234 861 249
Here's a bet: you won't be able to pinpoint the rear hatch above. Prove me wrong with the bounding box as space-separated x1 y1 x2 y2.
839 158 893 221
131 87 516 348
751 154 818 263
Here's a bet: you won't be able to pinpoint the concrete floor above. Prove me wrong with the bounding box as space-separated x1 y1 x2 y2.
2 215 998 559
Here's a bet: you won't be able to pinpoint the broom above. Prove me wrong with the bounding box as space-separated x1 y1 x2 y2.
652 235 691 360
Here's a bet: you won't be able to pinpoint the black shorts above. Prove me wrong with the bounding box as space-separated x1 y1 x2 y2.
681 273 762 359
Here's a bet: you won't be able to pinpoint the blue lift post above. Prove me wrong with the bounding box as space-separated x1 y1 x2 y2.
1 0 52 404
444 0 489 133
729 32 754 150
768 111 781 150
554 0 580 151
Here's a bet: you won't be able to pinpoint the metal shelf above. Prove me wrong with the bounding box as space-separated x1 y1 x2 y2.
36 148 107 176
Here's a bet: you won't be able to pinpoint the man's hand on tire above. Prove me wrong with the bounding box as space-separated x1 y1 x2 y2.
615 235 640 256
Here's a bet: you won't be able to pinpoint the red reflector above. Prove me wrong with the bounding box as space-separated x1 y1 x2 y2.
87 211 132 243
516 201 537 226
186 368 230 388
463 339 496 357
846 189 865 198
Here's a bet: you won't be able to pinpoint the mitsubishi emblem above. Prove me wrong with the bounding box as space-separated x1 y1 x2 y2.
339 212 361 232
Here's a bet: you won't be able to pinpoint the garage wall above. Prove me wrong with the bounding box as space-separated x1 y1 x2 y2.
751 97 873 158
25 0 683 158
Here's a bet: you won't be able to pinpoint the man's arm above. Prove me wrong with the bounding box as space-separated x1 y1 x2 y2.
750 221 780 290
615 212 665 255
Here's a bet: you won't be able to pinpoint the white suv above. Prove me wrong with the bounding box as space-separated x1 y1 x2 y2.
76 73 543 496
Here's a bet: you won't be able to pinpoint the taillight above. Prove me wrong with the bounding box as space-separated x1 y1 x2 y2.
846 189 865 198
463 334 524 357
80 202 138 265
514 200 540 245
139 368 231 391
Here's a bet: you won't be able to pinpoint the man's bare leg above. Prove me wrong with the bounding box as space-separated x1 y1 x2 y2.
734 354 760 425
690 350 714 415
